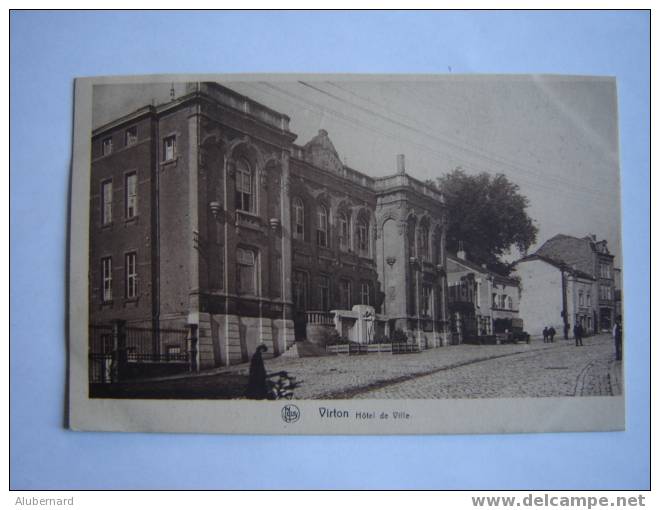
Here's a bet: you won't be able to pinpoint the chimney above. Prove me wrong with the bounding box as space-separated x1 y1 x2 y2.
457 240 466 260
396 154 405 174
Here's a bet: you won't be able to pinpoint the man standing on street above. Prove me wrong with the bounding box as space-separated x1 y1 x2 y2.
543 326 549 343
548 326 556 342
573 322 584 347
613 316 623 361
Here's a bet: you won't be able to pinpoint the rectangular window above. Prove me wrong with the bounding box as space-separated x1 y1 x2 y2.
125 126 138 146
600 264 612 279
360 281 371 306
102 137 113 156
237 248 257 295
587 293 592 306
101 180 112 225
316 207 328 248
125 252 138 299
340 279 352 310
339 214 349 251
101 257 112 302
235 164 253 213
273 256 282 297
293 271 308 310
600 286 612 301
316 229 327 248
163 135 176 161
579 291 584 306
125 172 138 218
357 222 368 255
422 286 432 317
319 276 330 311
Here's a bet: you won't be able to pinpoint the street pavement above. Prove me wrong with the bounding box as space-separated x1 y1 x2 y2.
98 333 621 400
223 332 621 399
354 334 622 399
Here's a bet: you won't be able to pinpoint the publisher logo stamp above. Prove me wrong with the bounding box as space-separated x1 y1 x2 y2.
281 404 301 423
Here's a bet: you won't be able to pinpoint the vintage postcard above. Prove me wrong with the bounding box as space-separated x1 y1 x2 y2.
68 74 624 434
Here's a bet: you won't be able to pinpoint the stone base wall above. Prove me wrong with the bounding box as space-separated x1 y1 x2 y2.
194 314 295 367
306 322 334 345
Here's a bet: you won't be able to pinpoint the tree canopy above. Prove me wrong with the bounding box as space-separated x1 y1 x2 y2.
432 169 538 275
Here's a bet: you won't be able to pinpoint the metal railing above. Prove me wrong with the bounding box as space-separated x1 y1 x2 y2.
89 322 197 384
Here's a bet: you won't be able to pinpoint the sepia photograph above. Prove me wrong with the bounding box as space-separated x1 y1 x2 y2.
12 8 649 492
68 74 624 433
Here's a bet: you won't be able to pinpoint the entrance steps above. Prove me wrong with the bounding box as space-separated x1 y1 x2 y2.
280 341 329 358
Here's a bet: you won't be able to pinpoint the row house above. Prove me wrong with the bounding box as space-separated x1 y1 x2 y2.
512 254 597 337
89 82 450 369
534 234 616 331
445 251 521 342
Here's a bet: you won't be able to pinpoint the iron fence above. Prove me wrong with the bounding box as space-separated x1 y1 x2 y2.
124 326 189 362
89 322 195 384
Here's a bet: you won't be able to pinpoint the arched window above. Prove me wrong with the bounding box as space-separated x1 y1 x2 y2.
235 159 254 213
418 224 430 261
317 205 328 248
357 217 369 257
339 212 350 251
292 197 304 241
407 217 417 258
433 226 443 265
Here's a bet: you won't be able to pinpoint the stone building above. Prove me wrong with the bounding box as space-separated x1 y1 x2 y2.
446 251 521 342
89 82 449 369
534 234 616 331
512 254 597 337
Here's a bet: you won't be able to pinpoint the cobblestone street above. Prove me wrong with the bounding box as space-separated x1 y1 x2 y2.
353 334 622 399
104 333 622 400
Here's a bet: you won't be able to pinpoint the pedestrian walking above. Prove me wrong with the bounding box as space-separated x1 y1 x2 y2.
573 322 584 347
613 316 623 361
564 322 570 340
246 344 269 399
548 326 556 343
542 326 549 343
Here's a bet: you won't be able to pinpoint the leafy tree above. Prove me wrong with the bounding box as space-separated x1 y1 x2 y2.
432 169 537 275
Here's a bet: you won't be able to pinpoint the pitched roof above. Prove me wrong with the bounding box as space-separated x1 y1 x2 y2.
446 252 519 286
514 253 596 281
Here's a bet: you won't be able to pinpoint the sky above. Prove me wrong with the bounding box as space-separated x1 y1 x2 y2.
93 76 622 263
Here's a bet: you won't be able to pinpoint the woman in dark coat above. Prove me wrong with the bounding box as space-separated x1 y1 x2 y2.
246 344 269 399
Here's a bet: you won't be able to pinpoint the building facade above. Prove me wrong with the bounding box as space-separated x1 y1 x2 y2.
89 82 449 369
513 254 597 337
446 252 521 341
534 234 616 331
